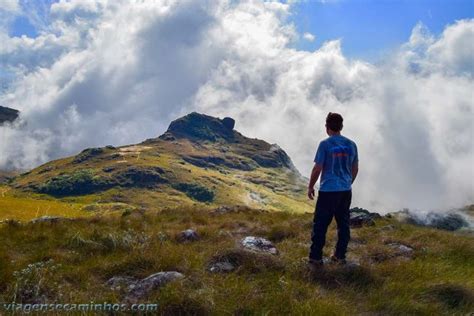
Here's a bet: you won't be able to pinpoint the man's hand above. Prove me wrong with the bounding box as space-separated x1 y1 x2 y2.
308 163 322 200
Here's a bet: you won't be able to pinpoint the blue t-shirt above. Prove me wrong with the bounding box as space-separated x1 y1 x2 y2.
314 135 358 192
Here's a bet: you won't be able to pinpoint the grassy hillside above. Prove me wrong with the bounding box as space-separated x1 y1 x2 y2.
1 112 472 315
3 113 310 222
0 206 473 315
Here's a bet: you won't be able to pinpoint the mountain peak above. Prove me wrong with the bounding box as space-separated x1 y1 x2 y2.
160 112 237 142
0 106 20 125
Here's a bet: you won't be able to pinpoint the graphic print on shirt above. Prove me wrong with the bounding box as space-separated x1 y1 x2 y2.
330 145 351 178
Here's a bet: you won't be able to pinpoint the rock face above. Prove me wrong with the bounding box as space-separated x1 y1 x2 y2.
160 112 297 171
161 112 236 142
0 106 19 125
240 236 278 255
222 117 235 130
350 207 381 227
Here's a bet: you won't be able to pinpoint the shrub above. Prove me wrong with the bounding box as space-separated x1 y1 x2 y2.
37 169 111 196
173 183 215 202
421 283 474 309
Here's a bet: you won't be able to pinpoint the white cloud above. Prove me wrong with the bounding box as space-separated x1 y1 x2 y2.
303 32 315 42
0 1 473 213
1 0 20 12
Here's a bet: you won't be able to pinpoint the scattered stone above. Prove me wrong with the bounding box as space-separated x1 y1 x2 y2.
212 205 240 214
105 276 137 291
349 207 381 227
126 271 184 302
387 242 414 255
176 229 200 242
379 224 396 231
208 261 236 273
0 219 21 226
30 216 69 224
240 236 278 255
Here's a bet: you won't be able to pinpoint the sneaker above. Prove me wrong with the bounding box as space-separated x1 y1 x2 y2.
330 255 347 265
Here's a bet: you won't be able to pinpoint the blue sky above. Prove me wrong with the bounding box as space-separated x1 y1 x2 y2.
7 0 474 61
292 0 473 60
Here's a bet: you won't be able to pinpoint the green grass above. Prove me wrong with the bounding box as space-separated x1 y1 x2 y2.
0 206 472 315
9 135 311 215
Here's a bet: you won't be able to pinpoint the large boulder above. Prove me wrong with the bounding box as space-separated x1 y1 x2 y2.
350 207 381 227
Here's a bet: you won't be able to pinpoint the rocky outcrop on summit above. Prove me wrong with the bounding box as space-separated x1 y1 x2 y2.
160 112 236 142
12 112 307 211
160 112 297 171
0 106 19 125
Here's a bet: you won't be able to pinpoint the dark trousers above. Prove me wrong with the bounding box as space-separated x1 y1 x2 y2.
309 190 352 260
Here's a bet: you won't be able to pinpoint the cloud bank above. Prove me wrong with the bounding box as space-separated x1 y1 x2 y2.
0 0 473 213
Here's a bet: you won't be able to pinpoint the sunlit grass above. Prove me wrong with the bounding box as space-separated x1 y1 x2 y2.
0 206 472 315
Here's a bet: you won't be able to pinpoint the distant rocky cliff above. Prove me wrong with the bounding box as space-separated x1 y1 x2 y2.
0 106 19 125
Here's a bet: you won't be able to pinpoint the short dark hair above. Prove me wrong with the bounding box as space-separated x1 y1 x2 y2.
326 112 343 132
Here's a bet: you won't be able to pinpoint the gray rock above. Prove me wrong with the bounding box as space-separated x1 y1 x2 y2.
349 207 381 227
240 236 278 255
30 216 68 224
126 271 184 302
208 261 236 273
105 276 137 291
177 229 200 242
212 205 239 214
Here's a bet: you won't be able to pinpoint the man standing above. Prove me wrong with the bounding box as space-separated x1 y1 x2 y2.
307 112 359 266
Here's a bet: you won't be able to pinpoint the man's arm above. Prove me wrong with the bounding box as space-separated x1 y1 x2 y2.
351 161 359 184
308 163 323 200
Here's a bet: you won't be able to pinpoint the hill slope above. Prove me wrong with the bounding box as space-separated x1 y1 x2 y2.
6 112 310 220
0 206 473 314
